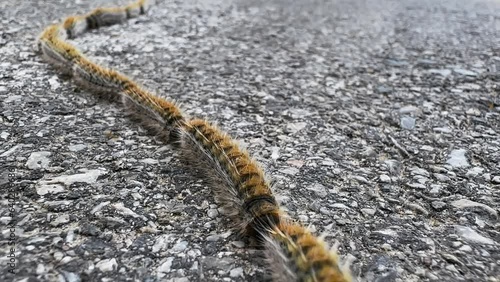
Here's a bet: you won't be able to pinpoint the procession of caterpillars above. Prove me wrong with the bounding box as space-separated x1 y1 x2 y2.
36 0 352 281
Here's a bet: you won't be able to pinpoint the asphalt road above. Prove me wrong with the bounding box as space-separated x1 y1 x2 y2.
1 0 499 281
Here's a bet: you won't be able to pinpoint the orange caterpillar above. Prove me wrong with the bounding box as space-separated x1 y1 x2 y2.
36 0 352 281
63 0 155 38
175 119 284 236
264 221 352 282
38 25 82 74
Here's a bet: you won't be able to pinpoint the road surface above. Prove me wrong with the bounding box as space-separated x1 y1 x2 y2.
0 0 499 281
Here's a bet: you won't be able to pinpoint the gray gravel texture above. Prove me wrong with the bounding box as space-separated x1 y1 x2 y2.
1 0 500 281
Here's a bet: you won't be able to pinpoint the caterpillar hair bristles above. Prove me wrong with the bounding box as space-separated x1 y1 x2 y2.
63 16 88 39
126 0 155 17
176 119 283 236
120 86 185 142
38 25 81 74
86 7 127 29
263 221 352 282
37 0 352 281
72 57 133 93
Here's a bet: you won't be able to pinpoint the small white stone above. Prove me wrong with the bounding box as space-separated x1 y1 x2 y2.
229 267 244 278
63 272 80 282
112 202 141 218
373 229 398 237
455 226 496 245
286 122 307 133
152 235 171 253
0 144 22 157
381 243 392 251
446 149 469 168
36 183 65 196
270 147 280 160
280 167 300 175
451 199 497 218
53 251 64 260
491 176 500 184
429 69 451 76
143 45 155 53
207 209 219 218
26 151 51 170
446 264 458 272
434 127 452 133
50 214 70 227
206 234 222 242
331 203 349 209
36 264 46 275
459 245 472 252
361 208 376 216
157 257 174 273
400 116 415 130
171 240 188 252
0 131 9 140
140 158 159 164
353 175 369 184
298 214 308 222
453 68 477 76
399 105 419 114
411 167 430 177
96 258 117 272
90 201 111 214
465 167 484 178
322 159 336 166
40 169 107 186
307 183 327 198
231 241 245 248
48 76 60 90
379 174 391 183
68 144 86 152
66 230 75 243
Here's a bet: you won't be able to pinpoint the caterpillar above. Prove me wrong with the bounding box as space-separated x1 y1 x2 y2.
38 25 81 74
36 0 352 281
264 221 352 282
174 118 283 236
63 0 155 38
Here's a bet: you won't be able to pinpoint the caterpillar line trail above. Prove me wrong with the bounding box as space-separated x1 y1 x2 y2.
36 0 352 281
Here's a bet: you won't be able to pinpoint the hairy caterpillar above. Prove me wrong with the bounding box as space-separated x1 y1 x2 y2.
264 221 352 282
36 0 352 281
38 25 81 73
175 119 283 236
63 0 154 38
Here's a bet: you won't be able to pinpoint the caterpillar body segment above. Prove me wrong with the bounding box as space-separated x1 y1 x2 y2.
264 222 352 282
72 56 134 94
121 85 185 139
86 7 127 29
70 55 185 141
84 0 155 30
120 94 183 142
125 4 142 19
39 24 67 41
63 16 88 39
126 0 154 18
175 119 283 236
39 40 76 74
38 25 82 74
62 0 154 39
